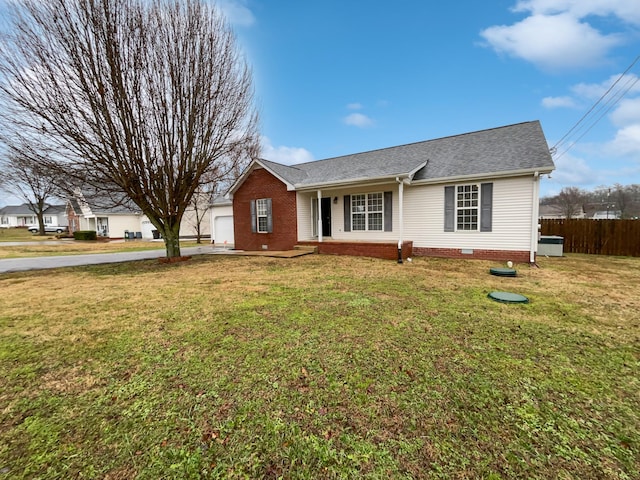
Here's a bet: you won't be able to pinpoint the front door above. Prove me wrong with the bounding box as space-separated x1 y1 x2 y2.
321 197 332 237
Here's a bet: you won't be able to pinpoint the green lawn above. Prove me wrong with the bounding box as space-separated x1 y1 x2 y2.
0 228 203 258
0 227 51 242
0 254 638 479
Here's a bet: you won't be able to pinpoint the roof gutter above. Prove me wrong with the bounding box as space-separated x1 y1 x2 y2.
410 166 554 186
294 173 413 192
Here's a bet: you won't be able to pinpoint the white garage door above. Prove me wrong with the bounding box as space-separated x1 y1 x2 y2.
214 215 234 246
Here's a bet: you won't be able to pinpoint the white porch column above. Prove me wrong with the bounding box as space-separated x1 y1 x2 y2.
397 180 404 263
398 180 404 245
317 190 323 242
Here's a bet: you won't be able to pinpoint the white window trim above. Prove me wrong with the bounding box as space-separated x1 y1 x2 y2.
455 184 479 231
352 192 384 232
256 198 269 233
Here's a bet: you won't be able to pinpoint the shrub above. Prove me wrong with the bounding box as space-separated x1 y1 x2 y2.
73 230 97 241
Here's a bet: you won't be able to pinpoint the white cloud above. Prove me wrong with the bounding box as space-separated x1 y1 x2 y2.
343 113 374 128
513 0 640 25
572 74 640 100
551 153 597 185
542 96 578 108
480 13 622 70
609 96 640 127
347 103 363 110
260 136 314 165
607 124 640 157
216 0 256 27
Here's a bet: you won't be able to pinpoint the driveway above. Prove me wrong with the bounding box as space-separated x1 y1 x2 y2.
0 246 312 273
0 245 223 274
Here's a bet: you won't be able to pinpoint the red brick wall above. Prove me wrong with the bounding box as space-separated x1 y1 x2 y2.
233 167 298 251
413 247 531 263
298 241 414 261
66 205 80 234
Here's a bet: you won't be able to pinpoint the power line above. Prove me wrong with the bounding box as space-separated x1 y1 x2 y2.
554 74 640 161
551 55 640 157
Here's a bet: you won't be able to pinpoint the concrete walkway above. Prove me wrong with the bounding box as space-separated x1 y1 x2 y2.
0 245 220 274
0 245 313 274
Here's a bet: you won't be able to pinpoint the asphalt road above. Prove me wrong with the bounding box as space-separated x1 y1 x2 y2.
0 245 225 274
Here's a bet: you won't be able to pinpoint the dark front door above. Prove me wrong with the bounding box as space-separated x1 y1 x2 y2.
321 197 332 237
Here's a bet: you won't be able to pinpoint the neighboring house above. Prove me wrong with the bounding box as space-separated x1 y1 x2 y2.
217 121 555 262
210 196 235 247
538 204 586 219
0 203 68 227
66 194 143 238
66 192 212 239
591 210 621 219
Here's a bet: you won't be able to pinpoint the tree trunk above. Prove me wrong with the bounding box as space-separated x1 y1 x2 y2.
162 223 182 258
36 211 45 236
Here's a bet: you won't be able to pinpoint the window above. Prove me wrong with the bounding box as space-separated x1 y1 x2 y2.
351 192 383 231
251 198 272 234
456 184 479 230
44 216 53 224
256 198 269 233
444 183 493 232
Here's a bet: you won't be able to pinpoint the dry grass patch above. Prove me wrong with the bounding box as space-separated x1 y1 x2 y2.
0 240 170 259
0 253 638 479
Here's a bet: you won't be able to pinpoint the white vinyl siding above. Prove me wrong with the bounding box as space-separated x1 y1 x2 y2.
296 185 399 242
404 176 534 251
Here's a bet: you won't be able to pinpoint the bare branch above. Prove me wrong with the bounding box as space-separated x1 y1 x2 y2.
0 0 259 257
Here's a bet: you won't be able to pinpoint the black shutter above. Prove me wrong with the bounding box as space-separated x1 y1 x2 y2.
266 198 273 233
250 200 257 233
384 191 392 232
480 183 493 232
444 186 455 232
344 195 351 232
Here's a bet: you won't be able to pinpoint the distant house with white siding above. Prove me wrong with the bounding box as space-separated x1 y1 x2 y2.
0 203 68 228
214 121 555 262
66 191 211 240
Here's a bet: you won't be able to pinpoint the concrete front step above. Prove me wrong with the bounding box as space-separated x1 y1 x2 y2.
294 245 318 253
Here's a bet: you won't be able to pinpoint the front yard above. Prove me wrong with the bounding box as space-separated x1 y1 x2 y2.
0 228 203 258
0 254 638 479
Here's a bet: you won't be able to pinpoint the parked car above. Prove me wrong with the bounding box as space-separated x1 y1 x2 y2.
27 224 68 234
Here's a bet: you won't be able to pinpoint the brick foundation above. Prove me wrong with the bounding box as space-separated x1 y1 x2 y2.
412 247 531 263
298 241 414 261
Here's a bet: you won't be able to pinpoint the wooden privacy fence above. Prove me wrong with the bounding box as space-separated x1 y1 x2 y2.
540 219 640 257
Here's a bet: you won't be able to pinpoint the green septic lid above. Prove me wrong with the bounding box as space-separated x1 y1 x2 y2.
488 291 529 304
489 267 517 277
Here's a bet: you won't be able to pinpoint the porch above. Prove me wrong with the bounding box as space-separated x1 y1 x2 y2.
297 240 413 261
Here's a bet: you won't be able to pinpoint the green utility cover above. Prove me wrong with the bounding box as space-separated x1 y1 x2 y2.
489 267 517 277
488 291 529 304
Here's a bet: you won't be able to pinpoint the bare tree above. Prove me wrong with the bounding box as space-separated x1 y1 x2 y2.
0 0 259 258
0 149 62 235
186 186 213 244
611 183 630 218
557 186 584 219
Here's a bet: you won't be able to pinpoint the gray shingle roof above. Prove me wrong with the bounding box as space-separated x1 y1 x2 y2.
0 203 66 215
257 121 554 189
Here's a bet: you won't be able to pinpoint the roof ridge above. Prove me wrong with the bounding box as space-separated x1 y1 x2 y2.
299 121 539 167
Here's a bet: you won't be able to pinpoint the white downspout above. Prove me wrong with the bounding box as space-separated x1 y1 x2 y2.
317 190 323 242
530 172 540 263
396 177 404 263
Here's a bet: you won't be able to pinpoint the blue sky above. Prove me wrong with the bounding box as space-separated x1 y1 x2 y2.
1 0 639 205
218 0 640 198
